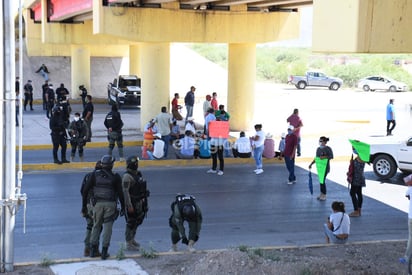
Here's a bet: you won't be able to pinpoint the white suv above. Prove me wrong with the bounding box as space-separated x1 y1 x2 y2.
369 136 412 179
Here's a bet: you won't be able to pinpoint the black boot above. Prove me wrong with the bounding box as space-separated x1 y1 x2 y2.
101 247 110 260
54 158 62 165
90 245 99 258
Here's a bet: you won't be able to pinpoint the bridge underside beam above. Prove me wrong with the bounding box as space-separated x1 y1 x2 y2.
313 0 412 53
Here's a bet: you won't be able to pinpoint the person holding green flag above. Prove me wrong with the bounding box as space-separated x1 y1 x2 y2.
309 136 334 201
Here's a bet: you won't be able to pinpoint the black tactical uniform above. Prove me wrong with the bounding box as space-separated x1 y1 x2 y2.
46 84 55 119
68 113 89 162
122 156 150 250
81 155 125 260
169 194 202 252
49 106 69 164
104 104 124 160
23 80 34 111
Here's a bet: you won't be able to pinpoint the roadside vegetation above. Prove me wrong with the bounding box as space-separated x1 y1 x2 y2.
190 44 412 89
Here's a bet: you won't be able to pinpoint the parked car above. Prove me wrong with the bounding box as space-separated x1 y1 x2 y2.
108 75 141 108
287 71 343 90
367 136 412 180
357 76 408 92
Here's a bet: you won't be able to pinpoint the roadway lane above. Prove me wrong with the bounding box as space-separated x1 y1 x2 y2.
14 162 408 263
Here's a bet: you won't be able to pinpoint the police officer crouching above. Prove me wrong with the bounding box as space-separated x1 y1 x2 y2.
169 194 202 252
49 105 69 164
122 156 150 251
81 155 125 260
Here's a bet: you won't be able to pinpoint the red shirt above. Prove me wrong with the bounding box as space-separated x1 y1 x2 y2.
287 114 302 137
211 98 218 110
284 133 298 157
171 98 178 110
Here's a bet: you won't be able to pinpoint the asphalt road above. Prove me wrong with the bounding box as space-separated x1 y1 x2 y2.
13 162 408 263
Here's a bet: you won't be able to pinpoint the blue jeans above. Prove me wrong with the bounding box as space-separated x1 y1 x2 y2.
253 145 264 169
284 156 296 182
323 224 348 244
185 106 193 121
161 134 170 158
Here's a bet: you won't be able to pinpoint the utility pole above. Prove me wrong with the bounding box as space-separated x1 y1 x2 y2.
1 0 27 272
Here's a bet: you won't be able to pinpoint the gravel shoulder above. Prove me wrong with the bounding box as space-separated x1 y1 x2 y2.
9 240 410 275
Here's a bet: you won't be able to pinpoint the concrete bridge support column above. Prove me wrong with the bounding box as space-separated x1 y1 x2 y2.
227 43 256 131
129 44 142 77
140 42 170 127
71 45 91 99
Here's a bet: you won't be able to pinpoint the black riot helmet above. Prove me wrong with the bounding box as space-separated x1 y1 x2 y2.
126 156 139 170
100 155 115 169
182 204 196 222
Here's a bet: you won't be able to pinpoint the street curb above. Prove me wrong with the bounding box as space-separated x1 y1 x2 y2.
20 156 351 171
19 141 142 151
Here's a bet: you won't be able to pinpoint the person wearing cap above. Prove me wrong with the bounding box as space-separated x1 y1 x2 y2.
276 133 286 160
154 106 173 158
287 108 303 156
82 155 124 260
122 156 150 251
142 119 157 159
309 136 334 201
185 116 196 135
184 86 195 121
45 83 55 119
232 131 252 158
104 104 125 161
23 79 34 111
68 112 89 162
146 133 165 160
284 125 298 184
251 124 265 174
169 194 202 252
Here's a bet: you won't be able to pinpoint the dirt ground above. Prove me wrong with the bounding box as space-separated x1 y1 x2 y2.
7 240 411 275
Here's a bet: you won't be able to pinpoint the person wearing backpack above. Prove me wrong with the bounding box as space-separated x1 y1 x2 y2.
348 147 366 217
122 156 150 251
81 155 125 260
169 194 202 252
104 104 124 161
80 161 103 257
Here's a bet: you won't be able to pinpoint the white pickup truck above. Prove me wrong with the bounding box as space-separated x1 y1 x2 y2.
288 71 343 90
368 136 412 179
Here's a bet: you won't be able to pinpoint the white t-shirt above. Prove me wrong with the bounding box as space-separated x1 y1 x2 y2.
329 212 350 235
185 122 196 134
153 139 165 159
253 130 265 148
234 137 252 153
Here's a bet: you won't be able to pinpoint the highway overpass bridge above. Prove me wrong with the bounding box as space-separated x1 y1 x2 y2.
22 0 412 129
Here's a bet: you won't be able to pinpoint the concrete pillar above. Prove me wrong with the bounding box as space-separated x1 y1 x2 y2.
140 42 170 127
227 43 256 131
129 44 141 77
71 45 91 99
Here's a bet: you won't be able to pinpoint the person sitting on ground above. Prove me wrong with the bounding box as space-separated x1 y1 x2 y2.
215 104 230 121
174 130 196 159
275 133 286 160
146 133 165 160
185 117 196 136
263 133 276 158
323 201 350 244
232 131 252 158
170 120 184 144
197 134 211 159
142 119 157 159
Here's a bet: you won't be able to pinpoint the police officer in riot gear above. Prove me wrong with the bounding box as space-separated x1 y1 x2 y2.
169 194 202 252
68 112 89 162
122 156 150 251
45 83 55 119
81 155 124 260
104 104 124 161
49 105 69 164
80 160 102 257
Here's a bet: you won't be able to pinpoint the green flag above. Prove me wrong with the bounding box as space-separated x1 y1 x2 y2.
315 157 329 184
349 139 370 162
